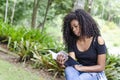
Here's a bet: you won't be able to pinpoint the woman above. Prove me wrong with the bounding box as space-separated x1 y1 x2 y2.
57 9 107 80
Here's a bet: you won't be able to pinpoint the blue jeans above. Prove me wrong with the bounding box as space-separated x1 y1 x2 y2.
65 66 107 80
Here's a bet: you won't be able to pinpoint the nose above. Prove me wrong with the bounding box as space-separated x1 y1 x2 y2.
72 27 76 32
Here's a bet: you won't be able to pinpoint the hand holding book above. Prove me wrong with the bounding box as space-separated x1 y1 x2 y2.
48 50 79 67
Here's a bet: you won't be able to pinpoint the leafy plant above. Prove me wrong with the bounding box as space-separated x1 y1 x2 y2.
105 54 120 80
31 50 64 79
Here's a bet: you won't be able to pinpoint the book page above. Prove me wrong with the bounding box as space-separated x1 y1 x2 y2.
48 50 58 60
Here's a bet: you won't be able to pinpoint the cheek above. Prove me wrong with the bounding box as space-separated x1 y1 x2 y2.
77 27 80 32
77 29 81 36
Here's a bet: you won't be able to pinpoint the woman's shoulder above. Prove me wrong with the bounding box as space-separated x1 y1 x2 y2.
97 36 105 45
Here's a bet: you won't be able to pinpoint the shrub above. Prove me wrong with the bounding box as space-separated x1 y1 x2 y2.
105 54 120 80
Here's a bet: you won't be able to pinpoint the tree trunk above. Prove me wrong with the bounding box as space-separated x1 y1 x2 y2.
84 0 93 13
37 0 51 32
31 0 40 28
4 0 8 23
72 0 85 11
10 0 16 24
87 0 93 13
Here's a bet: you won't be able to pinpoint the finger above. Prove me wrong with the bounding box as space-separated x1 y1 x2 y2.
56 54 60 61
62 58 66 64
58 54 65 64
59 55 63 64
56 55 60 63
57 54 63 64
60 56 66 64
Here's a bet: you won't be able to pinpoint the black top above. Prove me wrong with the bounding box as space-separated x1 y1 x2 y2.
68 36 107 66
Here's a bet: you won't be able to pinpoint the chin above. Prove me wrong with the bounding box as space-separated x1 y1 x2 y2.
74 33 80 37
75 34 80 37
76 34 80 36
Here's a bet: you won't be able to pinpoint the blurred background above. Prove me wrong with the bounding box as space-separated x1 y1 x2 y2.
1 0 120 55
0 0 120 80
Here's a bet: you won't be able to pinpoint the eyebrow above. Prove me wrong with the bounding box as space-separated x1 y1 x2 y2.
73 24 79 26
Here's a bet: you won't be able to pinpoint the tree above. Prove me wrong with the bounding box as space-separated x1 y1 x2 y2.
31 0 40 28
72 0 93 13
37 0 52 31
73 0 85 11
87 0 93 13
91 0 120 24
10 0 16 24
4 0 8 23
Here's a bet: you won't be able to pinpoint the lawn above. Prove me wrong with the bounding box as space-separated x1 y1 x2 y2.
0 59 44 80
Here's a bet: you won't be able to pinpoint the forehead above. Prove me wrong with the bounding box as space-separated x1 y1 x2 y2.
70 19 79 25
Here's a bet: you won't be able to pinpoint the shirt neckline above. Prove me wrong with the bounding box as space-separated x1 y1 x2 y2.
75 37 94 53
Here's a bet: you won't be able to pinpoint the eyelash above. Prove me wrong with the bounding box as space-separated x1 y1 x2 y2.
71 25 78 29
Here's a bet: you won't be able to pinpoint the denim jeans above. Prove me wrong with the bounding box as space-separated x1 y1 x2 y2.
64 66 107 80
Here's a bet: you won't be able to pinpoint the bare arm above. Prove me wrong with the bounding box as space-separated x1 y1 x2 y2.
74 36 106 72
74 54 106 72
69 52 76 60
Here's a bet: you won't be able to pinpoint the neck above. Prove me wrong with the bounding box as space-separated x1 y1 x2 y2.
78 36 92 42
78 36 87 41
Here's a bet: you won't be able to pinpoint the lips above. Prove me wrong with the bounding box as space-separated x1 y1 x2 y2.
74 32 80 36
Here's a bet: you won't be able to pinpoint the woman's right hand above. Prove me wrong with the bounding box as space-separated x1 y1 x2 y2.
56 51 68 68
56 53 66 65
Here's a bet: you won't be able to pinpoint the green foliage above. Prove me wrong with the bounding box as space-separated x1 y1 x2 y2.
31 50 64 79
93 17 120 47
0 0 6 19
0 0 34 24
0 0 74 26
1 21 65 76
0 20 65 62
91 0 120 25
1 0 120 27
52 0 74 15
105 54 120 80
1 20 120 79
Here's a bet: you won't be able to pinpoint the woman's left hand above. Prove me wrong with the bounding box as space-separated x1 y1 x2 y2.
74 65 82 71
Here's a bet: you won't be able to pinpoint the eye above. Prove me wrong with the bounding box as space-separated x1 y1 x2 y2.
74 25 78 28
71 26 73 30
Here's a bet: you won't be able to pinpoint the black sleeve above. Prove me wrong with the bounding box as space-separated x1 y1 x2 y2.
68 45 74 53
95 37 107 55
64 56 79 67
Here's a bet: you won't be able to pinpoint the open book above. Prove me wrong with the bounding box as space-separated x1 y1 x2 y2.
48 50 60 60
48 50 67 60
48 50 79 67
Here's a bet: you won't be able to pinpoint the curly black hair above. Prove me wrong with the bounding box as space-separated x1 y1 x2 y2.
62 9 101 48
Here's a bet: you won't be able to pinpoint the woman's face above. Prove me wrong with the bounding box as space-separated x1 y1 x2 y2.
70 19 81 36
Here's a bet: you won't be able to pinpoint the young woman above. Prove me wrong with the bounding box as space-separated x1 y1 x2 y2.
57 9 107 80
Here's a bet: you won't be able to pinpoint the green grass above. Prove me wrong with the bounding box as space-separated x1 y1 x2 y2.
101 23 120 48
0 59 43 80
